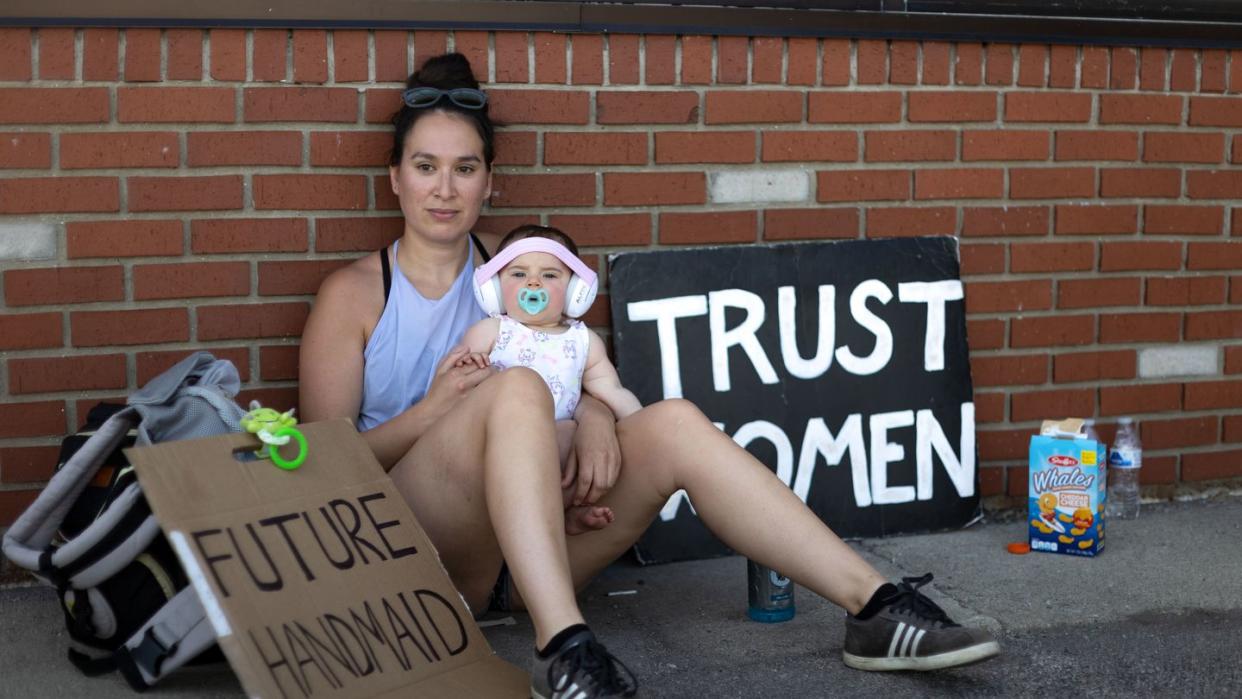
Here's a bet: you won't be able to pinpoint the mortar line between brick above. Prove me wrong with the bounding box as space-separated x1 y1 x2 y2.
245 29 254 83
118 28 128 85
326 30 336 85
672 34 681 87
74 28 83 82
284 28 293 84
159 27 168 82
526 31 535 87
197 27 208 84
602 33 611 86
489 31 497 84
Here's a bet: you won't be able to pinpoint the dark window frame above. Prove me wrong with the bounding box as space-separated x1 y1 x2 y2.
3 1 1241 48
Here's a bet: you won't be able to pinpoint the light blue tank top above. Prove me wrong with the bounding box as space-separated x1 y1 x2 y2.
358 240 486 431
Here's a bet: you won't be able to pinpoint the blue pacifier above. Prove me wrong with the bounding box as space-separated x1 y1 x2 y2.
517 288 549 314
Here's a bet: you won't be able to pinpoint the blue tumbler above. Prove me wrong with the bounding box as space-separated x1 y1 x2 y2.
747 559 795 622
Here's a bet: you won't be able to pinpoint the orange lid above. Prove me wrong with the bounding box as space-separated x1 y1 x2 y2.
1007 542 1031 555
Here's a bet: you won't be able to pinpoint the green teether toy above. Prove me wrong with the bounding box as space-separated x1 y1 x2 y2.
240 400 307 470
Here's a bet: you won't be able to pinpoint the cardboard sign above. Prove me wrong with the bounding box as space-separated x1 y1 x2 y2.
126 419 527 698
609 237 979 563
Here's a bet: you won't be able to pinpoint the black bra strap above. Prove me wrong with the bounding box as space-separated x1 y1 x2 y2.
380 244 392 303
470 232 491 262
381 234 489 305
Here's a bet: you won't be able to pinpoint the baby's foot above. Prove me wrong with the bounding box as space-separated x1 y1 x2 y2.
564 505 614 536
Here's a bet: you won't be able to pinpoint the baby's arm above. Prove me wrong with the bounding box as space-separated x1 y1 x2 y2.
581 330 642 419
456 317 501 367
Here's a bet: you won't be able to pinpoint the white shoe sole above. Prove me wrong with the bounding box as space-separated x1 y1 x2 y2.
843 640 1000 672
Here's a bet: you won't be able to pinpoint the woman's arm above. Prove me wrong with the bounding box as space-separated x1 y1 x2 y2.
566 392 621 506
299 259 493 470
359 349 484 470
299 264 371 425
564 330 638 506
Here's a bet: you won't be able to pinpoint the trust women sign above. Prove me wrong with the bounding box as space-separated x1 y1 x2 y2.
609 237 979 564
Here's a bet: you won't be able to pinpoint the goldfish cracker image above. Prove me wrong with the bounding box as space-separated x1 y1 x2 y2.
1070 507 1093 535
1028 418 1106 557
1035 492 1067 534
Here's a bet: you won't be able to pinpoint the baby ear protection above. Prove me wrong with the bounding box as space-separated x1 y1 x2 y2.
473 237 598 318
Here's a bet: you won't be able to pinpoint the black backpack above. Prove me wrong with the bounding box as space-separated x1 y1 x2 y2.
2 352 246 690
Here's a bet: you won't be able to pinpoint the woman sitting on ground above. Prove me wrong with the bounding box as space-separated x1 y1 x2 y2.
298 52 999 699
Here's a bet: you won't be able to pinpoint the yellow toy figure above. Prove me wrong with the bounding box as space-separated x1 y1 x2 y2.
240 400 307 470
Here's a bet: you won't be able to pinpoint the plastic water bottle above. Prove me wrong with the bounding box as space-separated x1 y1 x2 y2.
1107 417 1142 520
747 560 795 622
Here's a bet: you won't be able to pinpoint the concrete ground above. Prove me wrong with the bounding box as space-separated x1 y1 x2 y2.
3 496 1240 697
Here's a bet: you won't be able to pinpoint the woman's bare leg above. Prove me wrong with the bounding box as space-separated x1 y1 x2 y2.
561 399 887 615
389 367 584 646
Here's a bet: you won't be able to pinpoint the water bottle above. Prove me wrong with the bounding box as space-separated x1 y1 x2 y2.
747 559 795 622
1106 417 1142 520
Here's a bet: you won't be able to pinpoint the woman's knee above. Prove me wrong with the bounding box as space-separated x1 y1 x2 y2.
619 399 710 447
617 399 714 486
627 398 712 435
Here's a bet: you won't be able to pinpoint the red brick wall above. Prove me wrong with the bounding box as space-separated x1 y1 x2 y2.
2 27 1241 531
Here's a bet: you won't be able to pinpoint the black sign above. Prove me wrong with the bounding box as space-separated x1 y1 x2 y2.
609 237 979 564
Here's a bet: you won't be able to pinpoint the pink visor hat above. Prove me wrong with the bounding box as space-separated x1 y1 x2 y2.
472 237 599 318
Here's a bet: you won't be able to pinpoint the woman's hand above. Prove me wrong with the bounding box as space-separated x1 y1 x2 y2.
565 395 621 506
421 345 496 423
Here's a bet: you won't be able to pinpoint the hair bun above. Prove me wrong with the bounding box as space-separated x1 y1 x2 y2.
409 52 480 90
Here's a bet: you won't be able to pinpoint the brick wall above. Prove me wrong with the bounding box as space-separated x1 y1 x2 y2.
2 27 1241 533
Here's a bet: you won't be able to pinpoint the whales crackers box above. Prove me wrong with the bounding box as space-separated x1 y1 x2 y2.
1028 418 1105 557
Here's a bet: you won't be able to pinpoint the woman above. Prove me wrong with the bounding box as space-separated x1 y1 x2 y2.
300 53 998 699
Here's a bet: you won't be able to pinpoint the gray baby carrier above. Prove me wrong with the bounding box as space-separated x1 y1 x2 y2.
2 352 246 690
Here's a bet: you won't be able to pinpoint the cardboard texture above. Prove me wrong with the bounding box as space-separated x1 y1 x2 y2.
125 419 528 699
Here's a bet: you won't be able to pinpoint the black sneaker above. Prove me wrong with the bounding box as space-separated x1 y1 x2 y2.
842 573 1000 671
530 630 638 699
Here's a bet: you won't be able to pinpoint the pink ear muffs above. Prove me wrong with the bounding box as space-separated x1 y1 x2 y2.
473 237 599 318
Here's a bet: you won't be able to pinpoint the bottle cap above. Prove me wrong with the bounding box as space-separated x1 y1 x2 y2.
1006 542 1031 555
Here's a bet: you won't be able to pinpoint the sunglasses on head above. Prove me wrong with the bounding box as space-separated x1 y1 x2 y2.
401 87 488 110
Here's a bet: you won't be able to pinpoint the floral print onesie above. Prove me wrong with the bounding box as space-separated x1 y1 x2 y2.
488 315 590 420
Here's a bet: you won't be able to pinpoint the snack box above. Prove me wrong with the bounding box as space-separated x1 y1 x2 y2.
1028 418 1105 557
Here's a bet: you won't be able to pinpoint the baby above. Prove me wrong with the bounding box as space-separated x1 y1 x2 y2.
459 225 642 534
